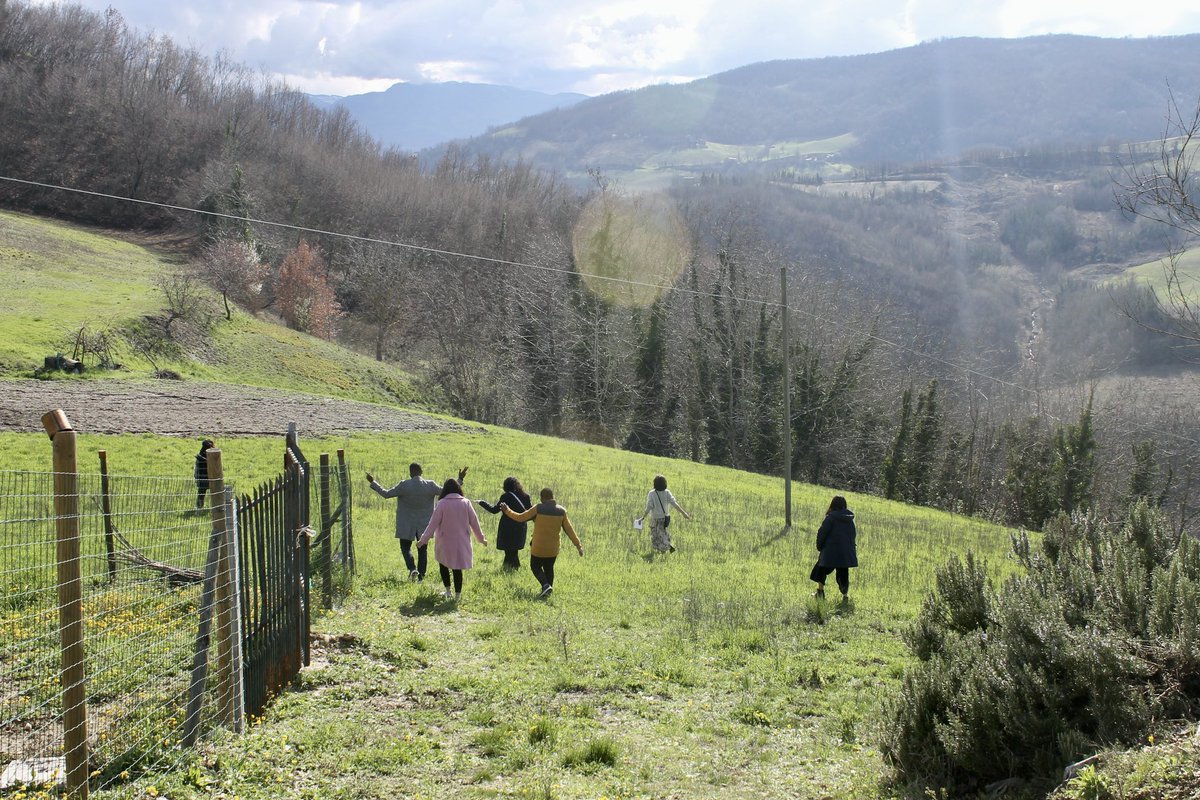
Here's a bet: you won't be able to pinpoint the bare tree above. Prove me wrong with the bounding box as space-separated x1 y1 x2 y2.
155 270 212 338
1115 90 1200 351
199 237 266 320
342 241 418 361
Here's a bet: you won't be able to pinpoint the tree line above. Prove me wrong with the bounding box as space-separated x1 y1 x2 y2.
1 1 1197 536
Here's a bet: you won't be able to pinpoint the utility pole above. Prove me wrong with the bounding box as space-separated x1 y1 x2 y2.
781 267 792 528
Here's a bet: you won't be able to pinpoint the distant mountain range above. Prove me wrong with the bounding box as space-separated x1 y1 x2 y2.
309 82 587 152
426 34 1200 186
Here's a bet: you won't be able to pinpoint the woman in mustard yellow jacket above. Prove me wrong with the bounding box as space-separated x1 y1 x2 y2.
501 486 583 599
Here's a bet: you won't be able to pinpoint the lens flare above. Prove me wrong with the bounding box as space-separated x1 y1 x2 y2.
571 192 691 307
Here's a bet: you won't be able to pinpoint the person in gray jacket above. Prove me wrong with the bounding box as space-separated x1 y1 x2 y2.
366 463 467 581
809 495 858 601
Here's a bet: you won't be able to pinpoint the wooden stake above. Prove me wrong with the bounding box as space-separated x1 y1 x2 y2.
42 410 88 800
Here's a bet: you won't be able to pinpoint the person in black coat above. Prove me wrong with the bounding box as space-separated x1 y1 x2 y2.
194 439 215 509
809 495 858 600
477 476 531 570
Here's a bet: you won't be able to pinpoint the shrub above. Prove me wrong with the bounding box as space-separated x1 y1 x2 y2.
882 501 1200 792
562 736 620 768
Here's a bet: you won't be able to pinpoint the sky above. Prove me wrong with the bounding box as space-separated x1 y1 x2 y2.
28 0 1200 96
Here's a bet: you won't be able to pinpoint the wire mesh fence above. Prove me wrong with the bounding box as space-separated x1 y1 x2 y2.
0 467 228 791
1 431 355 795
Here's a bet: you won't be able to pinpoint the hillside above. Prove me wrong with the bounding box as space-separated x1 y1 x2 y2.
451 34 1200 186
0 210 432 410
313 81 586 152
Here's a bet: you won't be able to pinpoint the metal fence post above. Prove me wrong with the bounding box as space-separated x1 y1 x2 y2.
224 486 245 733
42 409 88 800
319 453 332 610
97 450 117 583
337 449 354 575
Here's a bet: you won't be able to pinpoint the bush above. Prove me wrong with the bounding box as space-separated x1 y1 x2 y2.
882 501 1200 792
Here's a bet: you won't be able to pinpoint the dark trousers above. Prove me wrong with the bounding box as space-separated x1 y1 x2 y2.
400 539 428 578
810 563 850 594
502 549 521 569
439 564 463 593
530 555 556 589
195 481 209 509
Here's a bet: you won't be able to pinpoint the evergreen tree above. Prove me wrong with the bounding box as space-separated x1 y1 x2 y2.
750 305 782 471
881 387 913 501
1053 392 1096 516
625 300 674 455
906 379 942 504
1002 418 1056 529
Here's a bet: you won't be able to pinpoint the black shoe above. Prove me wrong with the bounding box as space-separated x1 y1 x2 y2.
668 545 676 553
813 588 825 599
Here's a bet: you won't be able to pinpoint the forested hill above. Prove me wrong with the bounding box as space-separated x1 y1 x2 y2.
312 82 587 152
452 34 1200 177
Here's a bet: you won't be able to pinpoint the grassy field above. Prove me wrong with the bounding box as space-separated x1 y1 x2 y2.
3 427 1016 799
1121 246 1200 303
0 210 425 407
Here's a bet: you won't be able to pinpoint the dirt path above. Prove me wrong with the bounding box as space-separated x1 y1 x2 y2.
0 379 476 437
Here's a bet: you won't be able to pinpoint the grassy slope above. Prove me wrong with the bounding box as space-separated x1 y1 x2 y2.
1121 246 1200 302
4 427 1015 798
3 212 1185 797
0 210 426 407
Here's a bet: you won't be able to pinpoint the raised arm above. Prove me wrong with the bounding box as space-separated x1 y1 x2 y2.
366 473 402 498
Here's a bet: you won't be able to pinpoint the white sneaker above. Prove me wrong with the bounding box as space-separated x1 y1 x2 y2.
442 588 453 599
409 570 419 582
453 592 462 603
538 584 553 599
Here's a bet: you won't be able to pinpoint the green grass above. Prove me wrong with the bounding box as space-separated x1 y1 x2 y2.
2 426 1018 798
0 210 426 406
1120 246 1200 303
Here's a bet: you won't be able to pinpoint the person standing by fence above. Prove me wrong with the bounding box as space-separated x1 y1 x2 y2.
502 487 583 599
478 476 532 570
637 474 690 554
367 464 468 581
417 478 486 602
809 495 858 601
194 439 215 509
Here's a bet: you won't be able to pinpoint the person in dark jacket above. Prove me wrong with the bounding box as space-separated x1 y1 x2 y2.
477 476 531 570
809 495 858 600
194 439 215 509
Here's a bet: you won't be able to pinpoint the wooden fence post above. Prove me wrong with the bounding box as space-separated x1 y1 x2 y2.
337 449 354 575
319 453 332 611
97 450 117 583
41 410 88 800
206 449 236 728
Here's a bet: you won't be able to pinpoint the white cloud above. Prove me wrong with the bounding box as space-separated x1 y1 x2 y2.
24 0 1200 95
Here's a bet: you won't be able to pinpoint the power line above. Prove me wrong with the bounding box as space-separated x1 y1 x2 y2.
4 173 1197 447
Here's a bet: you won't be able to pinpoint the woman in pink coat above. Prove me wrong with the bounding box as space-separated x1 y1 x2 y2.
417 478 487 601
